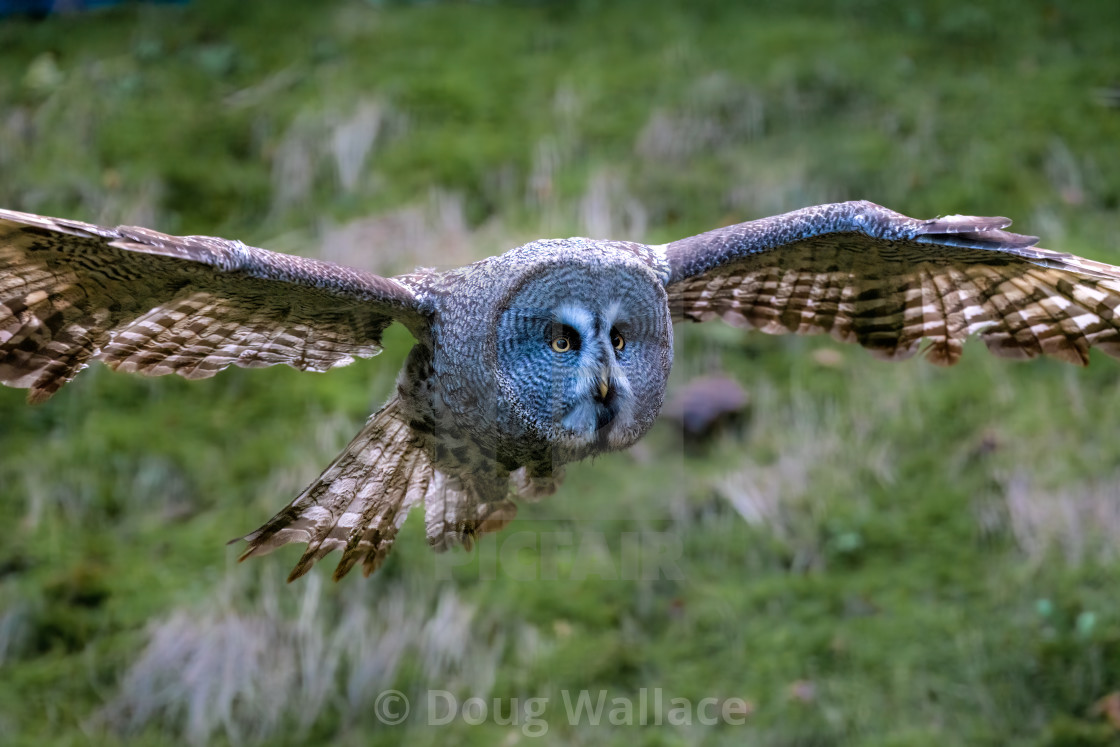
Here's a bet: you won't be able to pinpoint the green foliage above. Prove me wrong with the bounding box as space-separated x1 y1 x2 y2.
1 0 1120 745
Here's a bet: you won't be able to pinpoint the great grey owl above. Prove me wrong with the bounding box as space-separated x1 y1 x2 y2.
3 201 1120 581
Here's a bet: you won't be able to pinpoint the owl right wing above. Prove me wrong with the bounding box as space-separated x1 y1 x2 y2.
663 201 1120 366
0 208 429 403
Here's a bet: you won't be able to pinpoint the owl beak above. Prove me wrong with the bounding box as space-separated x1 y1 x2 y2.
596 367 611 401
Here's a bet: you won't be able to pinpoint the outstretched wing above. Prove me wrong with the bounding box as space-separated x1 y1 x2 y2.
0 208 427 403
664 200 1120 365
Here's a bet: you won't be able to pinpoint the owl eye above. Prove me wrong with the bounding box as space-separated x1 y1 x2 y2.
548 323 579 353
551 336 573 353
611 329 625 351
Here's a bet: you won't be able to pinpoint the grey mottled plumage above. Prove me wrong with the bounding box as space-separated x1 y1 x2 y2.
3 200 1120 580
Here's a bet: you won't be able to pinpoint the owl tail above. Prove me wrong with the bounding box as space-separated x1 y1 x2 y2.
234 396 517 582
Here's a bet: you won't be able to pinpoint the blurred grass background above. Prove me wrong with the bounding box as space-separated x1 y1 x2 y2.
1 0 1120 744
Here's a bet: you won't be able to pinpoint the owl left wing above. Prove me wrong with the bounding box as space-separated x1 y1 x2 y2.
1 208 427 403
663 200 1120 365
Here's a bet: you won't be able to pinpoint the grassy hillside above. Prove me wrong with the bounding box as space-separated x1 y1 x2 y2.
1 1 1119 744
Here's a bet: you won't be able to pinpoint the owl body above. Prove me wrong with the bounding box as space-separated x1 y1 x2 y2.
4 200 1120 579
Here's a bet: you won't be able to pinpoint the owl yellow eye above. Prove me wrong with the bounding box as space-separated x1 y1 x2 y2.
611 331 625 351
551 336 572 353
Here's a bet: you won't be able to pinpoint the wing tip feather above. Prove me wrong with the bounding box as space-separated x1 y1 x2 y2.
26 387 55 405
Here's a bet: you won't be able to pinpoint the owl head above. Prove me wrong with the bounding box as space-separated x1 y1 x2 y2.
487 239 674 464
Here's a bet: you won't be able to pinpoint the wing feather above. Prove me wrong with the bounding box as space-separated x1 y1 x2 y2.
235 395 518 581
0 208 427 402
665 201 1120 366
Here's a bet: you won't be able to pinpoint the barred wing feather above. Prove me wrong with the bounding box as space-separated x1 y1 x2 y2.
665 201 1120 365
0 208 424 403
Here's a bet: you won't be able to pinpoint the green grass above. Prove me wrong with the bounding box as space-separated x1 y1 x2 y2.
2 0 1120 744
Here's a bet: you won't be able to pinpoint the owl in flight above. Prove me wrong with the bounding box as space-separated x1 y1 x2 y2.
3 201 1120 581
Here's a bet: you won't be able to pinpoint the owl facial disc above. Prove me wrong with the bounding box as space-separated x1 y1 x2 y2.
494 258 673 461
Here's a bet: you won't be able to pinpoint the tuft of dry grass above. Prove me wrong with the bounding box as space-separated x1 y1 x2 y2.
711 379 895 571
330 99 385 194
999 471 1120 567
269 97 402 214
635 73 766 164
101 568 539 744
579 168 648 241
316 189 478 274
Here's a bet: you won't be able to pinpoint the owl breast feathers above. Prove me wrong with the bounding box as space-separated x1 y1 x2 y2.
3 200 1120 580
